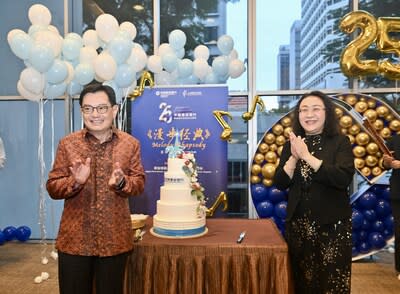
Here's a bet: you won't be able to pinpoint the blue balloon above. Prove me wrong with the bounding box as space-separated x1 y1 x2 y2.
256 200 274 218
368 232 386 249
74 63 95 86
114 64 135 88
382 228 394 240
274 201 287 219
161 53 178 73
45 82 67 98
9 32 33 60
46 59 68 84
168 29 187 50
352 246 359 257
358 191 378 209
380 186 391 201
268 187 287 203
371 220 385 232
383 214 394 230
357 241 371 254
375 199 391 217
30 43 55 73
0 231 5 245
212 56 229 77
363 209 377 221
217 35 234 55
360 219 371 231
251 184 269 203
358 230 369 241
15 226 31 242
3 226 17 241
108 35 133 64
352 231 359 244
352 209 364 229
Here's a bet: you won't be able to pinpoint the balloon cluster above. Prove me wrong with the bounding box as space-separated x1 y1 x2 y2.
7 4 246 102
0 225 31 245
351 184 393 258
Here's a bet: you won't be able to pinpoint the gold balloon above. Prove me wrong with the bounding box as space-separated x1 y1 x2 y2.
258 143 269 153
365 155 378 167
272 124 284 136
344 94 358 105
363 109 377 122
261 163 276 179
385 113 394 122
380 127 392 139
263 133 276 144
367 99 376 109
253 153 264 164
277 146 283 156
265 151 278 163
341 128 348 135
340 115 353 128
251 164 262 175
389 119 400 132
275 135 286 146
339 11 378 77
269 144 278 152
371 166 382 177
348 124 361 135
353 146 366 158
355 101 368 113
373 119 384 131
376 105 389 117
379 158 385 169
262 178 273 187
280 116 292 127
366 142 379 155
335 107 344 118
283 127 292 138
347 134 355 144
355 132 370 146
354 158 365 169
361 166 371 177
251 175 261 184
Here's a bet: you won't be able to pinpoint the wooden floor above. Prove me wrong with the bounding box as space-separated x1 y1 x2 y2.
0 242 399 293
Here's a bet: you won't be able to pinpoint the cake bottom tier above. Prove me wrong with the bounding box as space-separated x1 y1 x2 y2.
152 215 207 238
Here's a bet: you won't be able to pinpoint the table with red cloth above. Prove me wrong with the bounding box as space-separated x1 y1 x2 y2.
125 218 293 294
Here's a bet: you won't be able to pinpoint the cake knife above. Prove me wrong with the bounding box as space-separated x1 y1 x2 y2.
237 231 246 243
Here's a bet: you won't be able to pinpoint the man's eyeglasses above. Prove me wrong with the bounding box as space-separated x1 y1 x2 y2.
81 104 112 114
298 107 325 115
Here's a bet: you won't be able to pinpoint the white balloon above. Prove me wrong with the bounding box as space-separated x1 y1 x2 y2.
194 45 210 60
83 29 100 49
177 59 193 78
34 30 62 57
158 43 174 57
93 52 117 81
229 49 239 60
127 47 148 72
120 21 137 41
168 29 186 50
175 48 185 59
147 55 163 73
229 59 246 78
17 80 42 101
155 71 173 85
80 46 98 65
28 4 52 26
65 33 84 47
7 29 25 44
95 14 119 43
64 61 75 84
20 67 46 95
193 58 209 80
47 25 60 35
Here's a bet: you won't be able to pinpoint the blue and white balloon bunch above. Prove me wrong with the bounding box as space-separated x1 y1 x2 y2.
7 4 246 102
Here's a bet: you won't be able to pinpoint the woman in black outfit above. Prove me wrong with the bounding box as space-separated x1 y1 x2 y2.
274 91 355 293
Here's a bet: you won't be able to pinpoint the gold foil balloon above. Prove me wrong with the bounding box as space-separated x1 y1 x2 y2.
363 109 377 122
355 101 368 113
272 124 284 136
373 119 384 131
277 146 283 156
389 119 400 132
385 114 394 122
353 146 366 158
365 155 378 167
344 95 358 105
251 164 262 175
339 11 378 77
269 144 278 152
366 142 379 155
347 134 355 144
265 151 277 163
262 178 273 187
355 132 370 146
283 127 292 138
280 116 292 127
275 135 286 146
376 105 389 117
340 115 353 128
261 163 276 179
379 158 385 169
251 175 261 184
361 166 371 177
367 99 376 109
341 128 348 135
258 143 269 153
335 107 344 119
372 166 382 176
348 124 361 135
354 158 365 169
263 133 276 144
253 153 264 164
380 127 392 139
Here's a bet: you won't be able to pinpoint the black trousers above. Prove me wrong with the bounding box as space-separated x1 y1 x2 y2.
58 251 130 294
391 198 400 273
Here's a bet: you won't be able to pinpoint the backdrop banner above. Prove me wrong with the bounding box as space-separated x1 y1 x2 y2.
130 85 228 216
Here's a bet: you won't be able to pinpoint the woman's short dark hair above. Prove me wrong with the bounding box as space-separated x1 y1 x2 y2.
79 83 117 106
292 90 340 137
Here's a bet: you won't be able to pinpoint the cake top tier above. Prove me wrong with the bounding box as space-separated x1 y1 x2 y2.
166 131 184 158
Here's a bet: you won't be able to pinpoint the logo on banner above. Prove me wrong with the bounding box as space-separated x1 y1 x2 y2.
159 102 197 124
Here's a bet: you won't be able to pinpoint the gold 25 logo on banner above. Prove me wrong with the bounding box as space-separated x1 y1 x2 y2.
340 10 400 79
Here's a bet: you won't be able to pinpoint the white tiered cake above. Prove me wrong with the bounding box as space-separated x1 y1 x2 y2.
151 135 207 238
